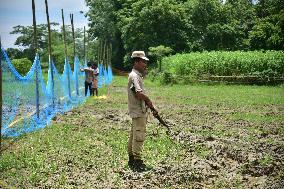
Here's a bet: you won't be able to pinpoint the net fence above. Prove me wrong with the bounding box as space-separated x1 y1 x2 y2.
1 48 113 137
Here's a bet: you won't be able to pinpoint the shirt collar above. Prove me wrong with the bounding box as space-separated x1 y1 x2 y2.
132 69 143 77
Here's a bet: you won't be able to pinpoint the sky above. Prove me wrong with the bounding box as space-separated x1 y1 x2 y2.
0 0 89 48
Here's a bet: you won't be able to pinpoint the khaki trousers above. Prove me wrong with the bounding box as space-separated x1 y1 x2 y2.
128 117 147 159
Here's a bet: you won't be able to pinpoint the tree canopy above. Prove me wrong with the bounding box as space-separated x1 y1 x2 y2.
85 0 283 70
8 0 283 71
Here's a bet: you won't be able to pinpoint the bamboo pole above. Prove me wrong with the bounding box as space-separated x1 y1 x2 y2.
96 39 99 63
103 40 107 67
45 0 55 108
98 39 101 64
100 39 103 64
83 26 86 63
70 14 75 59
45 0 52 60
86 31 89 63
32 0 40 118
0 36 2 154
61 9 71 97
106 43 108 68
61 9 68 58
110 43 112 66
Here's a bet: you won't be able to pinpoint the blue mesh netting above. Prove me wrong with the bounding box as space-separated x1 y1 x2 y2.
1 48 113 137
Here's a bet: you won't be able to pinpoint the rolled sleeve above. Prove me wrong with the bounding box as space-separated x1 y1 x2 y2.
131 76 143 92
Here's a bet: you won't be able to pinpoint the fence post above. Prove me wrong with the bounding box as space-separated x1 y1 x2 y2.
45 0 55 108
84 26 86 63
61 9 71 98
0 36 3 154
70 14 79 96
32 0 40 118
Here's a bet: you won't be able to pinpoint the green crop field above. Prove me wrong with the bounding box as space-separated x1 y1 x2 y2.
159 51 284 84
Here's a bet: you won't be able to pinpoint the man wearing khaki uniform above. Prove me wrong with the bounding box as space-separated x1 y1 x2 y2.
127 51 158 172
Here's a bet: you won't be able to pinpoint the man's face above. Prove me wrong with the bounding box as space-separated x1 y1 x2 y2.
136 59 147 75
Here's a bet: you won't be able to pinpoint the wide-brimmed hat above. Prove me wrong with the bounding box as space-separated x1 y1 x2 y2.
131 51 149 61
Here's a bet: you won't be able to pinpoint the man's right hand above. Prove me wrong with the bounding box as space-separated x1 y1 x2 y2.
150 107 158 118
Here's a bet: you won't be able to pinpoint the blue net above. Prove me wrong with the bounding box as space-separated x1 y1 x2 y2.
1 48 113 137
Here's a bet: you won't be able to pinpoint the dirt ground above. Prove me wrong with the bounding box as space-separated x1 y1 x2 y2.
50 82 284 189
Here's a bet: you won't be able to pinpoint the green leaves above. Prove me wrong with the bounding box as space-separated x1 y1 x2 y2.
162 51 284 79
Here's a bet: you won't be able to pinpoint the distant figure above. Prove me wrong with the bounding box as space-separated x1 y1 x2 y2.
91 63 99 96
81 61 94 96
127 51 158 172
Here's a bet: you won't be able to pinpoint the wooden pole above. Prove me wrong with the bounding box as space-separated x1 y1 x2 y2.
83 26 86 63
32 0 38 52
100 39 103 64
86 32 89 62
45 0 55 107
45 0 52 60
32 0 40 118
61 9 71 97
0 36 2 154
110 43 112 66
61 9 68 58
103 40 107 66
70 14 75 59
108 43 111 67
97 39 100 64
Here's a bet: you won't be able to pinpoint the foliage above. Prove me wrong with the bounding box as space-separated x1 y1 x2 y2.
148 45 173 71
11 58 33 75
9 23 87 72
162 51 284 79
85 0 284 70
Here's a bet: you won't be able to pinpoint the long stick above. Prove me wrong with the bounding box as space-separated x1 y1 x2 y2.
110 43 112 66
61 9 71 97
100 39 103 64
61 9 68 58
32 0 38 52
32 0 40 118
103 40 107 66
97 39 100 64
83 26 86 63
70 14 75 59
45 0 52 60
70 14 78 96
45 0 55 108
0 36 2 154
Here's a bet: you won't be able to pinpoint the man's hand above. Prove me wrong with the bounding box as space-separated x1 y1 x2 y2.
150 107 158 118
135 91 158 116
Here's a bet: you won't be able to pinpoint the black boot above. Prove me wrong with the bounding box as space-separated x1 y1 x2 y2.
132 159 148 172
128 155 134 168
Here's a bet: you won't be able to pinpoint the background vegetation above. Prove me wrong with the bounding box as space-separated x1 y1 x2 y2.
153 51 284 84
85 0 284 69
6 0 284 73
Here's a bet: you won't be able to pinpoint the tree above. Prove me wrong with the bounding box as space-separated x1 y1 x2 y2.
148 45 173 71
10 23 86 71
118 0 191 52
86 0 124 69
249 0 284 50
6 48 23 60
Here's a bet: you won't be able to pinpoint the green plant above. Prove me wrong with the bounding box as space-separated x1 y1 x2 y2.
12 58 33 76
161 51 284 83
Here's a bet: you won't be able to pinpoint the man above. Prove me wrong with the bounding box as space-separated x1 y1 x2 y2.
91 63 99 96
127 51 158 172
80 61 94 96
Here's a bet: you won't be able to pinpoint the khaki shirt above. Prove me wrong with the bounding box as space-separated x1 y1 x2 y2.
128 69 147 118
